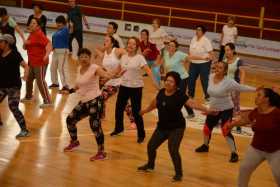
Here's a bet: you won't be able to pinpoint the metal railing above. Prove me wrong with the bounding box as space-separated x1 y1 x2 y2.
30 0 280 39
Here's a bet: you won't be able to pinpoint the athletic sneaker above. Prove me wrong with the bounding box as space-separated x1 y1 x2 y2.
110 130 123 136
195 144 209 152
49 84 59 89
64 140 80 152
16 129 30 138
20 97 33 103
129 122 137 130
137 137 145 144
229 152 239 163
137 164 154 172
90 151 107 161
172 174 183 182
59 86 70 94
39 103 54 108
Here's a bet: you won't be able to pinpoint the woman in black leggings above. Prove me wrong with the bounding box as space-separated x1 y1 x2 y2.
138 71 215 182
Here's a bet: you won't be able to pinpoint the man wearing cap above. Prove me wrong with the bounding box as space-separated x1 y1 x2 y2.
0 34 30 138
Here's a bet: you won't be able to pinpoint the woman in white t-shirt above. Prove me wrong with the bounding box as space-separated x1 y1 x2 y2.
95 35 135 128
188 25 215 101
110 37 159 144
219 16 238 61
150 18 168 52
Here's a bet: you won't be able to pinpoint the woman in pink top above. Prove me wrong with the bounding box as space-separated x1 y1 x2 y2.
63 48 122 161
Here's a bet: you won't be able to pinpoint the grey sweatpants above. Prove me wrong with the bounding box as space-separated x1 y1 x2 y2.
25 64 51 104
51 49 68 87
238 146 280 187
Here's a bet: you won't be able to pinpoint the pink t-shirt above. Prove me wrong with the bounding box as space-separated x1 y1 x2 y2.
76 64 101 102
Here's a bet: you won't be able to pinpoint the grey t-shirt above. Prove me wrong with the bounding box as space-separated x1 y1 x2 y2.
207 74 255 111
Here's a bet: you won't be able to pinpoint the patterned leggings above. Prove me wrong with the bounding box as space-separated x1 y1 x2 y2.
231 91 241 115
0 87 26 130
66 96 104 151
101 85 134 123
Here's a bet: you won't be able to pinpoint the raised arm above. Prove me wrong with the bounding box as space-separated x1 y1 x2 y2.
15 25 26 43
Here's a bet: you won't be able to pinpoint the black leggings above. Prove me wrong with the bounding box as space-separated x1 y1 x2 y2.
0 87 26 130
147 127 185 176
114 86 145 138
69 31 83 52
204 108 236 148
219 45 225 62
66 96 104 149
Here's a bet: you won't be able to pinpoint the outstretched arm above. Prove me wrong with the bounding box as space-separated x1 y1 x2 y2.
186 99 217 115
140 98 157 115
228 79 255 92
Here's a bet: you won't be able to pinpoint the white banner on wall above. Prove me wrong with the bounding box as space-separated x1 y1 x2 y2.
2 6 280 59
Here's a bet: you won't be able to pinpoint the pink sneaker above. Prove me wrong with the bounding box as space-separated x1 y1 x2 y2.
90 151 107 161
64 140 80 152
129 122 136 130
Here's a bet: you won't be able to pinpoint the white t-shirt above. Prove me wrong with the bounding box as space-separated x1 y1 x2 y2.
120 54 147 88
150 28 168 51
222 25 238 46
76 64 101 102
102 48 121 87
189 35 213 64
113 33 125 48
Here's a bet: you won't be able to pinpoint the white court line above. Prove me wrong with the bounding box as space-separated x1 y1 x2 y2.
17 128 156 143
151 108 253 138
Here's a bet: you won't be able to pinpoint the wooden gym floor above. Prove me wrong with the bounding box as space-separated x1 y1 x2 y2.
0 31 279 187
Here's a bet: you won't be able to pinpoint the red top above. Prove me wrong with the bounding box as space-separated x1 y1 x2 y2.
26 28 50 67
140 41 159 61
249 108 280 153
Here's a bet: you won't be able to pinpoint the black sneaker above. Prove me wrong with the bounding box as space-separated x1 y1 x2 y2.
229 152 239 163
49 84 59 89
172 174 183 182
59 86 70 94
236 127 242 134
186 114 195 119
110 130 123 136
137 164 154 172
195 144 209 152
137 137 145 144
16 129 30 138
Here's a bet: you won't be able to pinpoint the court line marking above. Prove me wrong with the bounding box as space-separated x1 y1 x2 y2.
16 128 155 143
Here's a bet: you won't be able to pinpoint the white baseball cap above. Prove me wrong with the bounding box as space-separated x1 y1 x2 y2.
0 34 15 45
